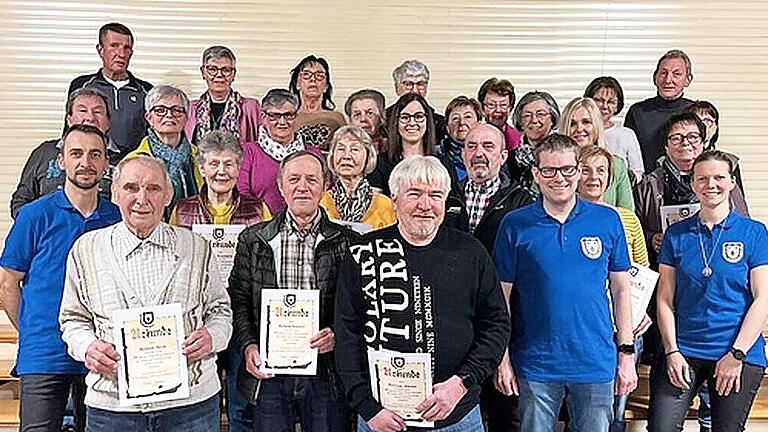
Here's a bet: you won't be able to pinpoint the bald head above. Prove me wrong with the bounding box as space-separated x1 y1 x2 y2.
462 123 508 184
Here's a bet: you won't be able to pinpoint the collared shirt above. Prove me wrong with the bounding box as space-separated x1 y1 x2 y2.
659 210 768 367
112 222 177 304
493 197 631 383
464 176 501 233
279 211 321 290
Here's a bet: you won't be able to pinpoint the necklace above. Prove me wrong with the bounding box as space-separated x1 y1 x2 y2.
696 218 726 278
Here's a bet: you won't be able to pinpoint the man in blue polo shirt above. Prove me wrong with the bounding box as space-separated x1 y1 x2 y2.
0 124 121 431
492 133 637 432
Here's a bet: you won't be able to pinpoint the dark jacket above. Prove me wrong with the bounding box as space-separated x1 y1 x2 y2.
228 208 357 403
173 186 267 229
68 69 153 158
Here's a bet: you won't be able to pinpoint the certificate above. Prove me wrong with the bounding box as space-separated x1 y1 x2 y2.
627 263 659 329
660 203 699 232
259 289 319 375
329 218 373 234
112 303 189 406
368 349 434 428
192 224 246 287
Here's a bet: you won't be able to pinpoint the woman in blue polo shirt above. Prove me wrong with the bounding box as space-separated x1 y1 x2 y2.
649 150 768 431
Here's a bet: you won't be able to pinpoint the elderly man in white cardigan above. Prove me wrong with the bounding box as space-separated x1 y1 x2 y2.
59 155 232 432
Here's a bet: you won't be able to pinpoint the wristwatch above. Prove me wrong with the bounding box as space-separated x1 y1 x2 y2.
730 347 746 361
618 343 635 354
457 373 475 390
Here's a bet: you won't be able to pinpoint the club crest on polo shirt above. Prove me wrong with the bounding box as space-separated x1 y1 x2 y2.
580 237 602 260
722 242 744 264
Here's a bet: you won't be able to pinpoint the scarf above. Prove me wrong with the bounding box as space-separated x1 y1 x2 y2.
257 127 305 162
147 129 199 204
514 139 535 168
662 157 697 205
329 178 373 222
193 90 242 143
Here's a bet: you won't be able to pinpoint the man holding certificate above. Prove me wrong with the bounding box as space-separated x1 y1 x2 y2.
59 155 232 431
229 151 356 432
335 156 510 431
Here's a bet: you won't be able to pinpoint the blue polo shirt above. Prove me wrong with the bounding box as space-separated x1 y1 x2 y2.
659 210 768 367
0 190 120 375
493 198 631 383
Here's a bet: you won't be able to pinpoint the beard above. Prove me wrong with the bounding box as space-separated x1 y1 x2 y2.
67 171 101 190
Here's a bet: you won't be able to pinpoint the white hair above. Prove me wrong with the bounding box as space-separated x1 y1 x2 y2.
392 59 430 83
388 156 450 197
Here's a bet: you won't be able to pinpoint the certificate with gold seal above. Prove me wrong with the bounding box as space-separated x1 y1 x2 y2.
259 289 319 375
112 303 189 406
367 349 434 428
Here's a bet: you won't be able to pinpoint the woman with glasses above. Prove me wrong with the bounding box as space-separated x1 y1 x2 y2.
584 76 644 182
559 97 635 211
320 125 395 231
289 54 346 151
124 84 203 214
649 150 768 432
506 91 560 192
184 46 261 146
237 88 322 214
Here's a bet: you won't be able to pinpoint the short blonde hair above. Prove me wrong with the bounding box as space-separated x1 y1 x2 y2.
389 156 450 197
327 126 378 176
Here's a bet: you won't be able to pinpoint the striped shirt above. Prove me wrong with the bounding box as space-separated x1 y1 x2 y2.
112 222 178 304
617 207 649 267
279 211 321 290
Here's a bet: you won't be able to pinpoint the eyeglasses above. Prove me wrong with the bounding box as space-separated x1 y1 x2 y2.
351 109 379 120
483 102 510 111
401 80 428 90
300 70 327 81
204 65 236 77
398 112 427 124
667 132 702 146
150 105 186 118
592 97 618 107
521 111 550 123
536 165 579 178
264 111 297 122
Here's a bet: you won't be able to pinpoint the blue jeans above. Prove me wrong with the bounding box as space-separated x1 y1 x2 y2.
85 395 219 432
225 345 252 432
610 337 643 432
20 374 86 432
518 379 614 432
249 375 347 432
357 405 483 431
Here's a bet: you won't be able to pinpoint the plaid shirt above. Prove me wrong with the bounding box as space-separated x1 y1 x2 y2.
112 222 177 304
279 210 321 290
465 176 501 233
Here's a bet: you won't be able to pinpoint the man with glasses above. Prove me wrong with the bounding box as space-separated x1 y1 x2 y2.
237 89 323 214
478 78 523 152
624 49 694 174
493 134 637 432
68 23 153 159
386 60 447 142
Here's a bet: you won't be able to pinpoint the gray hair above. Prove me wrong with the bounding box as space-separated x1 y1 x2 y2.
389 156 450 197
532 133 580 166
392 59 430 84
327 125 378 176
202 45 236 66
144 85 190 114
196 130 243 165
66 88 111 119
512 91 560 131
261 88 299 111
113 155 173 191
654 49 693 78
344 89 386 120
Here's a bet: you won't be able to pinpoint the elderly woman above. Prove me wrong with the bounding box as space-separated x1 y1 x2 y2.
237 88 322 214
289 54 346 151
320 126 395 230
184 46 261 145
506 91 560 191
344 89 387 151
478 77 523 151
649 150 768 432
439 96 482 183
124 84 203 213
559 97 635 211
584 76 644 181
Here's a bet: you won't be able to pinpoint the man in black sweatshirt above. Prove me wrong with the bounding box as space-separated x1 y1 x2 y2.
335 155 510 432
624 49 693 174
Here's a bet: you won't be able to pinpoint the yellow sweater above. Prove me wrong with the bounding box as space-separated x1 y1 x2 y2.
617 207 649 267
320 192 396 230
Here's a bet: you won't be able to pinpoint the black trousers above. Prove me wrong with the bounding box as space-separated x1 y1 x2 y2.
20 374 86 432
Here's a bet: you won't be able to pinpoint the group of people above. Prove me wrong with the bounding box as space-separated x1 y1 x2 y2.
0 20 765 432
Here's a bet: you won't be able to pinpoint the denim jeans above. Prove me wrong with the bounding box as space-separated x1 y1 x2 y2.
518 378 614 432
249 374 347 432
610 337 643 432
647 355 763 432
20 374 86 432
225 345 252 432
480 375 520 432
357 405 483 432
697 382 712 430
85 395 219 432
